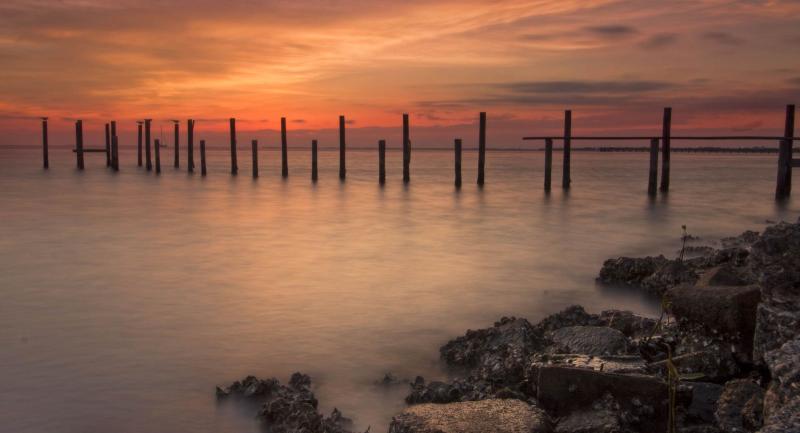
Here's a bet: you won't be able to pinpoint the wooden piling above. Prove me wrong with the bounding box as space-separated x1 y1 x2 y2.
200 139 207 176
776 104 795 199
145 119 152 171
544 138 553 192
154 138 161 174
76 120 84 170
648 138 659 196
339 115 346 180
252 139 259 178
477 112 486 186
403 113 410 183
174 121 180 168
281 117 288 178
660 107 672 193
41 118 48 169
312 139 318 182
105 123 111 167
111 121 118 171
188 119 194 173
379 139 386 185
454 138 462 188
563 110 571 189
229 118 238 175
137 121 143 167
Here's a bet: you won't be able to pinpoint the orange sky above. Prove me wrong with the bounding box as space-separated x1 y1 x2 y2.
1 0 799 147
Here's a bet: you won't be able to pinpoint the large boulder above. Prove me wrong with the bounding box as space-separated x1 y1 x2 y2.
715 379 764 433
762 337 800 421
388 399 551 433
758 396 800 433
547 326 629 356
642 260 699 295
597 255 669 287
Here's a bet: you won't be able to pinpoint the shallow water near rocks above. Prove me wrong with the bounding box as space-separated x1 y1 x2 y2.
1 147 797 433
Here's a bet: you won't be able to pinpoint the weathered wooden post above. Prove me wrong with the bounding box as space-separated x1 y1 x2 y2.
76 120 84 170
403 113 410 183
105 123 111 167
200 139 207 176
648 138 659 196
281 117 289 178
41 117 49 169
145 119 152 171
776 104 795 199
339 115 346 180
111 121 118 171
187 119 194 173
229 118 238 175
660 107 672 193
379 139 386 185
137 121 143 167
477 112 486 186
154 138 161 174
563 110 571 189
173 121 180 168
252 139 259 178
454 138 462 188
544 138 553 192
312 139 318 182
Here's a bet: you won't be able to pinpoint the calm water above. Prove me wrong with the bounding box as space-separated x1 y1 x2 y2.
1 147 797 433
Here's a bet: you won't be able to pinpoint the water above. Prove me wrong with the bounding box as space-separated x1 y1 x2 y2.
1 147 797 433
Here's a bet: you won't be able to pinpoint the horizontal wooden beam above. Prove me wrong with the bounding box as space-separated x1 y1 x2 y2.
72 148 108 153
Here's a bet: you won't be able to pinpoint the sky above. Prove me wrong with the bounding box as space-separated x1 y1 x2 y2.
1 0 799 148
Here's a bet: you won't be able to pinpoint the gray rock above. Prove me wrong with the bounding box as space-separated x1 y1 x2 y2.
548 326 629 356
388 399 551 433
599 310 658 339
555 407 621 433
715 379 764 433
687 382 724 424
642 260 699 295
698 265 753 287
758 396 800 433
762 337 800 420
597 255 669 287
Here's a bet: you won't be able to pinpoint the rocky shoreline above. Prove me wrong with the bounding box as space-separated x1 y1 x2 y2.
216 217 800 433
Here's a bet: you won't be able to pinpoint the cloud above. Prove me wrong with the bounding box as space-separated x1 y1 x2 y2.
583 25 637 38
291 119 306 124
701 31 745 46
788 77 800 86
641 33 678 49
498 80 675 94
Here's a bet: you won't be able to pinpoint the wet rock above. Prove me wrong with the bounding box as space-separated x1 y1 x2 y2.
529 353 647 375
666 284 760 360
535 305 604 333
715 379 764 433
216 373 355 433
642 260 699 295
376 372 408 387
762 337 800 420
721 230 760 249
599 310 658 339
554 394 622 433
758 396 800 433
548 326 629 356
686 382 724 424
597 255 669 287
698 265 754 287
388 399 551 433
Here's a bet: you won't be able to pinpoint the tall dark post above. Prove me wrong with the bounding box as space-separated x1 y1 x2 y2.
544 138 553 192
111 121 118 170
454 138 462 188
173 121 180 168
154 138 161 174
200 139 207 176
312 139 318 182
648 138 659 196
137 121 143 167
562 110 571 189
252 139 259 178
379 139 386 185
339 115 346 180
660 107 672 193
188 119 194 173
41 118 49 169
75 120 84 170
105 123 111 167
477 112 486 186
281 117 288 178
229 118 238 175
776 104 795 199
112 135 119 171
403 113 410 183
145 119 152 171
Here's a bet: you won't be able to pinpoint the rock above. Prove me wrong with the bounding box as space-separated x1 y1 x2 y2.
535 305 604 333
529 353 647 375
599 310 658 339
758 396 800 433
388 399 551 433
216 373 355 433
642 260 699 295
715 379 764 433
548 326 629 356
686 382 724 424
698 265 753 287
666 284 760 360
597 255 669 287
721 230 760 249
376 372 408 387
527 365 669 432
554 394 622 433
762 337 800 420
